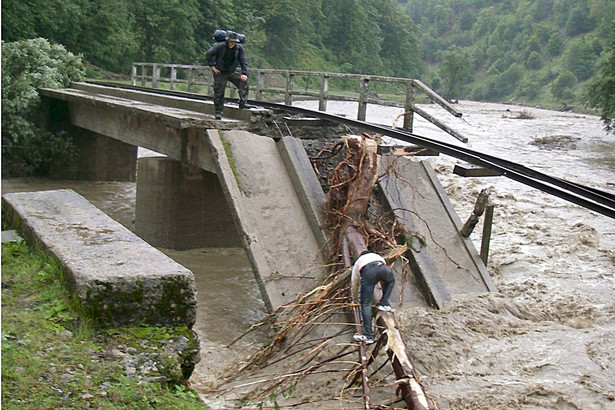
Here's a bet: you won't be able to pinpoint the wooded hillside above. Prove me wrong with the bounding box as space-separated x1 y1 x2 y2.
2 0 614 110
403 0 615 106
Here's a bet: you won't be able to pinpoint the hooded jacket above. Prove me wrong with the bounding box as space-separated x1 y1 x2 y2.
205 42 248 76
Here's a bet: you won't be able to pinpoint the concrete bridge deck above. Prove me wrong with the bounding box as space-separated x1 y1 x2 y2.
38 83 326 312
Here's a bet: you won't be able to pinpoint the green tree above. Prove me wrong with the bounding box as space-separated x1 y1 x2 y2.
526 51 542 70
195 0 242 47
547 31 565 56
588 21 615 131
72 0 137 73
437 45 473 100
472 7 497 41
321 0 383 74
253 0 304 66
373 0 423 77
565 3 596 36
1 0 137 73
1 0 37 40
517 77 541 100
495 63 524 97
460 10 476 31
1 38 85 176
565 37 598 80
131 0 200 63
551 70 577 100
531 0 554 21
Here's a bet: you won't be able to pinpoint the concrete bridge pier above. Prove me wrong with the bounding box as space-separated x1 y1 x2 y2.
134 157 241 250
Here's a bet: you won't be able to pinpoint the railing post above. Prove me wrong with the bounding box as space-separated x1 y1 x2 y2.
403 81 415 131
256 71 264 101
285 73 294 105
358 77 369 121
131 64 137 86
140 64 147 87
206 69 214 96
187 67 194 92
319 74 329 112
480 205 494 266
152 64 160 88
170 65 177 90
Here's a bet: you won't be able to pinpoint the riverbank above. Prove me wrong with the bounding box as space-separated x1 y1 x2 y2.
1 240 206 409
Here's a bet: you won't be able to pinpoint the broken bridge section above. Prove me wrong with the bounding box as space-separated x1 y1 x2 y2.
36 82 495 314
206 130 326 311
379 156 497 309
37 82 327 313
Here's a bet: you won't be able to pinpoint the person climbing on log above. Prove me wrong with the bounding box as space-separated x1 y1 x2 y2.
205 31 252 120
351 250 395 344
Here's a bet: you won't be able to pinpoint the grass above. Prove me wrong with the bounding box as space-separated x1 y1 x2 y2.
1 241 207 409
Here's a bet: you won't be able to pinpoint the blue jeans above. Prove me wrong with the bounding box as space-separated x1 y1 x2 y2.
360 262 395 339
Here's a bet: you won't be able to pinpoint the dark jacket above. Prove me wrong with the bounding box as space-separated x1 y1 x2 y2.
205 42 248 76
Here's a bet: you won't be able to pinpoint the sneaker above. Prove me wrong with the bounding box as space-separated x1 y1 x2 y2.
378 305 395 313
353 334 375 344
215 113 222 120
239 103 255 109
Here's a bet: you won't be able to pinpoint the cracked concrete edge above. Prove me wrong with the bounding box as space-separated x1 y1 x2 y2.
276 136 329 251
205 129 276 313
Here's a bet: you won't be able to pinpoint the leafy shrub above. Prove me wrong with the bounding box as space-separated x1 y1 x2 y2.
551 70 577 100
587 23 615 132
1 38 85 177
526 51 542 70
565 37 598 81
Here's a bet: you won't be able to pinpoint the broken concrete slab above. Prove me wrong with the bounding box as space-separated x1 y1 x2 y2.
379 157 496 309
2 189 197 327
205 130 325 311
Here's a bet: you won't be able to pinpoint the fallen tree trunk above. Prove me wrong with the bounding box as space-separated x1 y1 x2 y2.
325 134 380 256
377 313 435 410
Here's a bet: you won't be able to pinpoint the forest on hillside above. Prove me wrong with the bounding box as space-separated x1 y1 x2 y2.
1 0 423 79
402 0 615 106
2 0 614 111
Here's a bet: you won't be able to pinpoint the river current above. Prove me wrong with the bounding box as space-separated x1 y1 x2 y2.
2 100 614 408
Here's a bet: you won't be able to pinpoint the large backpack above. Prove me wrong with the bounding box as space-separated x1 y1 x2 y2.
213 29 246 44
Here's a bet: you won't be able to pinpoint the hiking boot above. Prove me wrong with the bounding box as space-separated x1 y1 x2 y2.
378 305 395 313
215 113 222 120
353 334 375 344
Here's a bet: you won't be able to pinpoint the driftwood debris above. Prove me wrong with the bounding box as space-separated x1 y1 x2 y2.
216 134 435 409
378 313 433 410
460 187 493 237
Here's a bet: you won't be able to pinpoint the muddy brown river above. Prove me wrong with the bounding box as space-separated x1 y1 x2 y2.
3 100 614 409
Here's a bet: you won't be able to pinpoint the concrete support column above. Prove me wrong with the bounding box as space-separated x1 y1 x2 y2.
134 157 241 250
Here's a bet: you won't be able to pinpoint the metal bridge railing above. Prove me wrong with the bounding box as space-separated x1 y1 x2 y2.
131 62 464 138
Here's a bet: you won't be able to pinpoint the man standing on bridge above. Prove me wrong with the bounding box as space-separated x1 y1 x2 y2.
206 31 251 120
351 250 395 344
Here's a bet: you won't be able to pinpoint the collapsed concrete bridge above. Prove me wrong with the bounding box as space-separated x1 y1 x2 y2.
36 82 494 314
